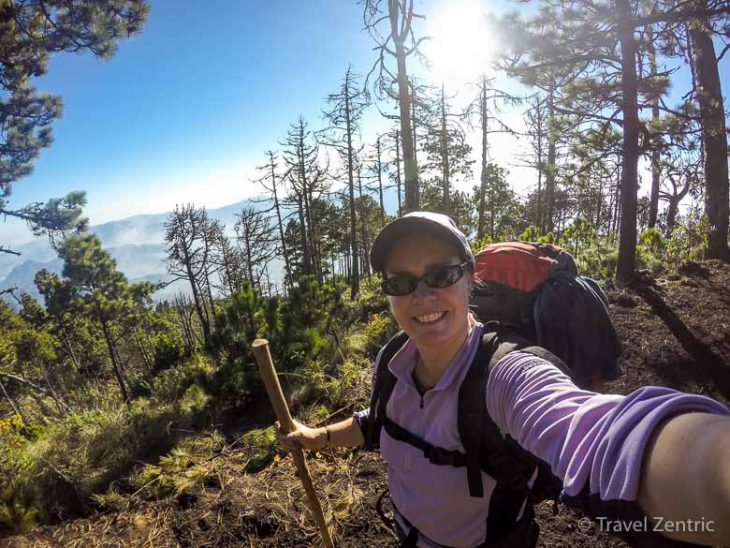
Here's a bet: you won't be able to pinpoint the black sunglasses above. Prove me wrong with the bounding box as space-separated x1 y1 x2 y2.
381 262 468 296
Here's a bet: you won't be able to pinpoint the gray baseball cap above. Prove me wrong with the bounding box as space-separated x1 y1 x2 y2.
370 211 475 273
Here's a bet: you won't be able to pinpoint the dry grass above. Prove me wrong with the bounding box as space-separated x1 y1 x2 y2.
2 445 389 548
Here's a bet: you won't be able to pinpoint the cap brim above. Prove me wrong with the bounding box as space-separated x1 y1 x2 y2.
370 216 470 273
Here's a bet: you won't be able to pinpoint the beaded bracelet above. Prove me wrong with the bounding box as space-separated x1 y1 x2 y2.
324 426 331 448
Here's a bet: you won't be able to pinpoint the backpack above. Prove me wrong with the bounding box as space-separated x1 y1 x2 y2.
366 323 569 541
471 242 622 389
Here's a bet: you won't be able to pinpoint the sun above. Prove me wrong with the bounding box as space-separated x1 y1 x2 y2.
422 0 495 89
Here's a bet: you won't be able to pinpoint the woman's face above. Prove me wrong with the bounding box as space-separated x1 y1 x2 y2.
384 232 472 352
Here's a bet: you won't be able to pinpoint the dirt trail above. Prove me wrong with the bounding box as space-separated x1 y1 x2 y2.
5 262 730 548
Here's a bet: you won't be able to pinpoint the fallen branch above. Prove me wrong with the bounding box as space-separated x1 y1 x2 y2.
0 370 73 413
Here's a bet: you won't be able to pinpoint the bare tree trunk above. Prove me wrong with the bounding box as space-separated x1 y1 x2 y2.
391 2 419 212
663 174 691 236
203 265 217 320
268 152 292 288
609 166 619 235
58 322 82 374
535 99 544 233
440 85 451 214
0 376 31 432
345 75 360 297
134 329 153 373
477 76 489 239
395 129 403 216
101 320 130 403
687 8 730 260
295 193 311 277
546 86 557 234
376 135 385 224
596 175 604 233
358 169 371 278
185 259 210 345
647 28 661 229
616 0 639 284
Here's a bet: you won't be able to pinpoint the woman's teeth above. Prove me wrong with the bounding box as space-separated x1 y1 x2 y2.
415 312 446 323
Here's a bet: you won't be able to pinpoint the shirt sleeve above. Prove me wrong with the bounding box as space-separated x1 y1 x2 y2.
486 351 730 502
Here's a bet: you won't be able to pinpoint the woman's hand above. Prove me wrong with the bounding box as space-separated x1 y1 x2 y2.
275 419 327 452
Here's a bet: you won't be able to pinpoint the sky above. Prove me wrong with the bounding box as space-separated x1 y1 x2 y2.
2 0 728 246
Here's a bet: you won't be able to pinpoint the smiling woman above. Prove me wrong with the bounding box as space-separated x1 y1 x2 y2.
277 211 730 548
422 0 495 88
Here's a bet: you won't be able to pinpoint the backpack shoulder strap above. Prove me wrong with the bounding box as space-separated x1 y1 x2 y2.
365 330 409 448
485 321 572 378
457 327 499 498
458 325 567 494
458 325 538 497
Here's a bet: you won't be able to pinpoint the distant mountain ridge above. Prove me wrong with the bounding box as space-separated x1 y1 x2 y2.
0 197 262 307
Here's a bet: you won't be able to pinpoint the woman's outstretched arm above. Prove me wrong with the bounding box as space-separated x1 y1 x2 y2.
486 351 730 546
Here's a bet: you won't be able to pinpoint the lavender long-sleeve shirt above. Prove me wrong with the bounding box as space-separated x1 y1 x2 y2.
360 322 729 547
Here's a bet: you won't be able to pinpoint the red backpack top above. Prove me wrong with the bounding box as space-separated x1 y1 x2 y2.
473 242 572 292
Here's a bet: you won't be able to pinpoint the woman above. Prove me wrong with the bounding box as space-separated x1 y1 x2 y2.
277 212 730 547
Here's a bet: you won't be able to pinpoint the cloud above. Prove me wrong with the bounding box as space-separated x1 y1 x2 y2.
84 162 262 224
1 216 36 249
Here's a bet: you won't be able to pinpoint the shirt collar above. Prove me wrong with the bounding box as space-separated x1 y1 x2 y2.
387 323 484 393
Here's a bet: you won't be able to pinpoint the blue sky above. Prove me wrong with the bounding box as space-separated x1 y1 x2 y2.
7 0 381 242
3 0 729 245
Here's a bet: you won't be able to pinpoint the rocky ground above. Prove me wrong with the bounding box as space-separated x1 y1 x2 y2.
5 261 730 548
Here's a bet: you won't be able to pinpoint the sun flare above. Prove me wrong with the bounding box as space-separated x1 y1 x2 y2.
422 0 495 89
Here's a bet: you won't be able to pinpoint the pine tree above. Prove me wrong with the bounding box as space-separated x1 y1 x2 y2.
421 85 474 217
234 207 278 291
321 67 369 297
164 205 219 347
501 0 657 282
255 151 293 289
0 1 148 255
55 234 154 403
363 0 427 211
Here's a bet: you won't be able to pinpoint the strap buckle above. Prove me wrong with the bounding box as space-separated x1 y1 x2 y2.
423 445 466 467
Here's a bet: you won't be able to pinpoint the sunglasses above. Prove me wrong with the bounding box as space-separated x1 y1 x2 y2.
381 262 468 296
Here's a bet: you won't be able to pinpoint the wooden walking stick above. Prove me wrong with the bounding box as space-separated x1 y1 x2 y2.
251 339 335 548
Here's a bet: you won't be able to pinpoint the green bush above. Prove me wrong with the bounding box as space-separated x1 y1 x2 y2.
152 353 213 402
127 431 225 500
576 237 618 280
0 414 41 535
240 427 276 472
0 394 208 532
637 228 666 275
362 312 396 354
666 214 709 268
152 330 189 372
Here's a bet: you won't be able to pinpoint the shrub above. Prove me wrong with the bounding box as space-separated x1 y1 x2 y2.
152 353 214 402
637 228 666 275
152 330 189 372
3 394 209 531
666 214 709 268
239 427 276 472
0 415 41 535
362 312 395 354
127 431 225 500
